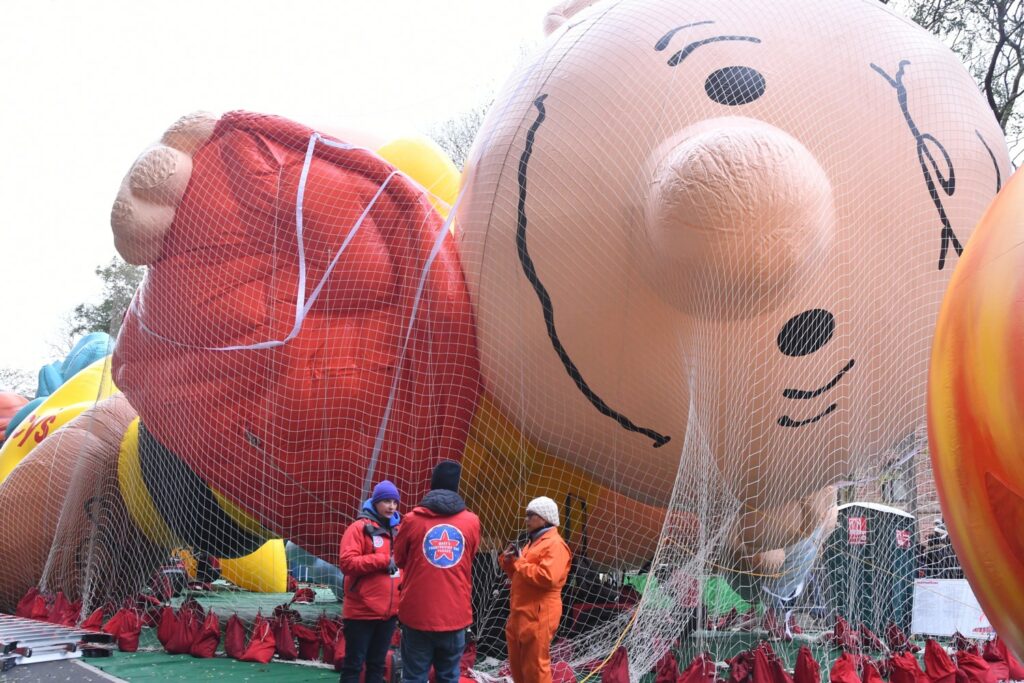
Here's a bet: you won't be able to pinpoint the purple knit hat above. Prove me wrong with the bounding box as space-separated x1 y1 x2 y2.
371 480 400 505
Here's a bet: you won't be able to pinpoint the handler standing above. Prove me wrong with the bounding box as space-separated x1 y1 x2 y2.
500 496 572 683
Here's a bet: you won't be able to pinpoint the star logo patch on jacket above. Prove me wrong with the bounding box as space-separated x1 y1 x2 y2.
422 524 465 568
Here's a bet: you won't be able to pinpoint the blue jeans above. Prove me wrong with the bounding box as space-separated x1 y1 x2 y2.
342 617 397 683
400 625 465 683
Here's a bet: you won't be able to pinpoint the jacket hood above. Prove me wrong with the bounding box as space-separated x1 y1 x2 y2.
360 499 401 528
418 489 467 516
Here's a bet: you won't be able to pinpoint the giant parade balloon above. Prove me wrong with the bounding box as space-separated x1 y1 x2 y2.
455 0 1009 565
930 168 1024 656
111 112 480 560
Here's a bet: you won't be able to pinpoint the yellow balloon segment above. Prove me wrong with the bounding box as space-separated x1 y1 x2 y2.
0 357 117 484
376 136 461 220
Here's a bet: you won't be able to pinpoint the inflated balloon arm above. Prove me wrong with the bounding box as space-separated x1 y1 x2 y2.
111 112 218 265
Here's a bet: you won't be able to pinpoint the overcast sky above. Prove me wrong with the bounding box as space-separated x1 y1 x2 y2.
0 0 552 373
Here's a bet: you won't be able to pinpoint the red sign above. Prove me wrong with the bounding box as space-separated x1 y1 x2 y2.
848 516 868 545
895 529 911 549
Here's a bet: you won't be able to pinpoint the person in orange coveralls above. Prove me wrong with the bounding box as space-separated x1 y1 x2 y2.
500 496 572 683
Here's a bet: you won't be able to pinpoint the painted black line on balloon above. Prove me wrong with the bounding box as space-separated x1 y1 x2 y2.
515 95 670 448
654 21 715 52
871 60 960 270
667 35 762 67
137 423 266 557
777 403 838 428
976 130 1002 193
782 358 856 400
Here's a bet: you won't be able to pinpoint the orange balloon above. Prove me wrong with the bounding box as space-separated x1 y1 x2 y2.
929 168 1024 656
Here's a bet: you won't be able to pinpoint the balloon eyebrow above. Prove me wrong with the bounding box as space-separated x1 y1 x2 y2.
665 35 762 66
654 21 716 51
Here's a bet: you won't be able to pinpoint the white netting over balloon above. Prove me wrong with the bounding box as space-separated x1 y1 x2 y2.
0 0 1009 679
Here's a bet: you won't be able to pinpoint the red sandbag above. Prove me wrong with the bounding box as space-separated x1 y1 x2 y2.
273 612 298 661
925 639 958 683
64 600 82 626
332 630 347 671
180 597 206 621
225 614 246 659
982 639 1002 664
166 606 198 655
47 594 71 625
293 622 320 660
116 610 142 652
80 607 105 631
29 595 48 620
101 607 140 651
318 615 340 664
291 587 315 604
890 651 929 683
795 647 822 683
102 608 126 636
15 587 41 618
770 655 795 683
753 647 775 683
984 637 1024 680
552 661 577 683
680 654 717 683
656 651 680 683
240 615 276 664
862 660 885 683
157 606 177 649
461 640 477 675
952 634 979 656
860 625 887 653
133 594 163 627
764 610 792 642
190 610 221 659
831 652 861 683
273 604 300 624
730 651 754 683
827 617 862 651
955 650 993 683
887 623 921 653
983 659 1009 683
601 647 630 683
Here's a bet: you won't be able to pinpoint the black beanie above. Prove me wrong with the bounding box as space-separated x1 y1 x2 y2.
430 460 461 492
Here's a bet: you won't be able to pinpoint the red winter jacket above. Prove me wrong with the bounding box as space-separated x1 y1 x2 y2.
338 502 402 620
394 490 480 631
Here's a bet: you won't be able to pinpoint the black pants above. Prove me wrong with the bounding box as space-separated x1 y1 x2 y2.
341 617 398 683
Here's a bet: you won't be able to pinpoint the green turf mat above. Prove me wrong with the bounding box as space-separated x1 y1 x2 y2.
87 650 340 682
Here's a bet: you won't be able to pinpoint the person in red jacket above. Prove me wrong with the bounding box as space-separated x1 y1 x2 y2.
393 461 480 683
500 496 572 683
338 480 403 683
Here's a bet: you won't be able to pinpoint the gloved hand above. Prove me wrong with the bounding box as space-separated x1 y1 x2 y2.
386 558 398 576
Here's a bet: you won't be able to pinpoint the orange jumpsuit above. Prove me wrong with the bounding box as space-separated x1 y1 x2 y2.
500 527 572 683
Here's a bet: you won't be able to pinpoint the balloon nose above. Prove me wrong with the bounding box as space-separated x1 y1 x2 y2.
641 117 834 318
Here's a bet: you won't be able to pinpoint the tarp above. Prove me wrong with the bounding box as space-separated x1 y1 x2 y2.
703 576 752 616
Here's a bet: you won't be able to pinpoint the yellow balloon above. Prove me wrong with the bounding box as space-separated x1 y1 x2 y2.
220 539 289 593
376 136 460 219
0 357 117 483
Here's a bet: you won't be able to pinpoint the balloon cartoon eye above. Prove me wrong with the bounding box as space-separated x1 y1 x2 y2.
777 309 835 357
705 66 765 105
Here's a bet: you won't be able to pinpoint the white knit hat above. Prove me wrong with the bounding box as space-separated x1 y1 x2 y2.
526 496 560 527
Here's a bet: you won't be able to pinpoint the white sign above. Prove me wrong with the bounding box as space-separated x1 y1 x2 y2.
911 579 995 638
